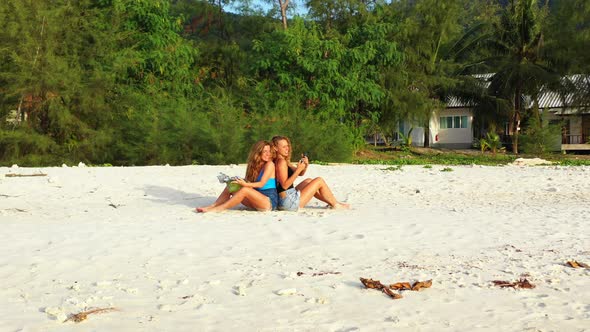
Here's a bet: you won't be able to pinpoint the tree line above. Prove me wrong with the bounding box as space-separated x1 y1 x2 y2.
1 0 588 166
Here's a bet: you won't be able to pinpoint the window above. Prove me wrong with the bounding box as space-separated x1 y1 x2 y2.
440 116 469 129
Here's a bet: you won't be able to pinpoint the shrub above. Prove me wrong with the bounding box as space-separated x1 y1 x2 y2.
520 113 561 155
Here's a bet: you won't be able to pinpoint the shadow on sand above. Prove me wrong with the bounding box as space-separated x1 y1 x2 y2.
142 185 215 208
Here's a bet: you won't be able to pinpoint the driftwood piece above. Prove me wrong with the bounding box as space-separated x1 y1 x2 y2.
5 173 47 177
65 307 119 323
492 278 535 289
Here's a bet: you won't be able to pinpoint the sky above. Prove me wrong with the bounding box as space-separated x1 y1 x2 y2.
226 0 308 16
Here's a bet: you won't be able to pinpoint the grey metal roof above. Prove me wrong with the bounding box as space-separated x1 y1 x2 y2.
537 74 589 109
445 73 493 108
445 74 589 109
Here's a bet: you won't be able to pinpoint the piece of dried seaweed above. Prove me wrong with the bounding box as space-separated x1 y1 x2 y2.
566 260 589 268
492 278 535 289
389 280 433 291
360 278 402 300
411 280 433 291
360 277 386 290
297 271 341 277
382 287 403 299
389 282 412 290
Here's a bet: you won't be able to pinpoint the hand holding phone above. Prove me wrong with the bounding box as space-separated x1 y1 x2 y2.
299 153 309 165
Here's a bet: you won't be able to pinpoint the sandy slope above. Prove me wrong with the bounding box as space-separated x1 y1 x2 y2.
0 164 589 332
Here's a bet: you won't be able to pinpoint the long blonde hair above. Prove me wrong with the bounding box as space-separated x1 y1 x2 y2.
271 135 292 162
245 140 272 182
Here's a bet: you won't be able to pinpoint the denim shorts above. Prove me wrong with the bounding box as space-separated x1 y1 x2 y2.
278 188 300 211
258 189 278 211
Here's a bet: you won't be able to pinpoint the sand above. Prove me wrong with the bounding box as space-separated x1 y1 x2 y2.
0 163 589 331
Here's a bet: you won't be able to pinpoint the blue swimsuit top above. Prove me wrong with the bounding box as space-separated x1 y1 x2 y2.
256 170 276 191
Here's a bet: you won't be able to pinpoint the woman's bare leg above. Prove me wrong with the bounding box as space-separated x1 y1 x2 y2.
296 178 327 202
298 177 349 209
196 187 231 212
202 187 271 212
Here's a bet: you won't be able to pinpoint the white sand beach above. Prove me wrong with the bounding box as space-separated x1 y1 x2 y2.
1 163 589 332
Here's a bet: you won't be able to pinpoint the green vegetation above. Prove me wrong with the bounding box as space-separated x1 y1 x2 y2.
353 146 590 166
0 0 588 166
383 165 403 171
354 148 516 166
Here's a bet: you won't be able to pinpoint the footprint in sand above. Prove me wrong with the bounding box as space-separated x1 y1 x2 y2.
340 234 365 240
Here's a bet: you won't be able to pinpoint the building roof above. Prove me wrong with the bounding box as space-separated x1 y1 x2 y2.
445 74 589 109
537 74 589 109
445 73 492 108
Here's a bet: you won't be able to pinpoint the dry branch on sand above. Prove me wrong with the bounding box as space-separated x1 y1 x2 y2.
5 173 47 177
65 307 119 323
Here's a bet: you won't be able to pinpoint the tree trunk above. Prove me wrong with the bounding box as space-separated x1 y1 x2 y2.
424 124 430 147
512 124 519 153
511 110 521 154
512 91 521 154
278 0 289 30
17 15 46 124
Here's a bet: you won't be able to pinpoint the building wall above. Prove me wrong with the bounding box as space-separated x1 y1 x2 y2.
571 116 582 135
545 111 581 135
431 108 474 148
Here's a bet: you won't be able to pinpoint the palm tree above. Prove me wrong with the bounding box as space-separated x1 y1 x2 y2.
484 0 560 153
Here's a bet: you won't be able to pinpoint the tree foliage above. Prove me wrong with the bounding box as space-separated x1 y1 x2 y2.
0 0 588 166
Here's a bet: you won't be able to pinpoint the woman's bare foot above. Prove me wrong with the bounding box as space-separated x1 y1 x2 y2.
196 206 213 213
196 206 224 213
331 202 350 210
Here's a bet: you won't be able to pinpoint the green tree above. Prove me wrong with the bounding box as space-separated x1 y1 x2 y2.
484 0 559 153
381 0 466 147
0 0 123 163
251 18 400 123
544 0 590 110
0 0 202 165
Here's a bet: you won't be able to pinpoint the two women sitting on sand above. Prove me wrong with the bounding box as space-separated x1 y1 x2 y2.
195 136 349 213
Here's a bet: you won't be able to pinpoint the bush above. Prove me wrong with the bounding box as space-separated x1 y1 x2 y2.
0 128 60 166
520 113 561 155
245 97 355 163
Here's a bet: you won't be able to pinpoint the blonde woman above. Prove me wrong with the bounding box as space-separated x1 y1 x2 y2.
271 136 349 211
196 141 278 213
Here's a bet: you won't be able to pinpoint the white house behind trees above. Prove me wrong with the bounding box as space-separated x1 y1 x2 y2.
384 75 590 151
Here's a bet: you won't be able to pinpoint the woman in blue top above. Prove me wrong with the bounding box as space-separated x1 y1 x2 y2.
196 140 278 213
272 136 349 211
